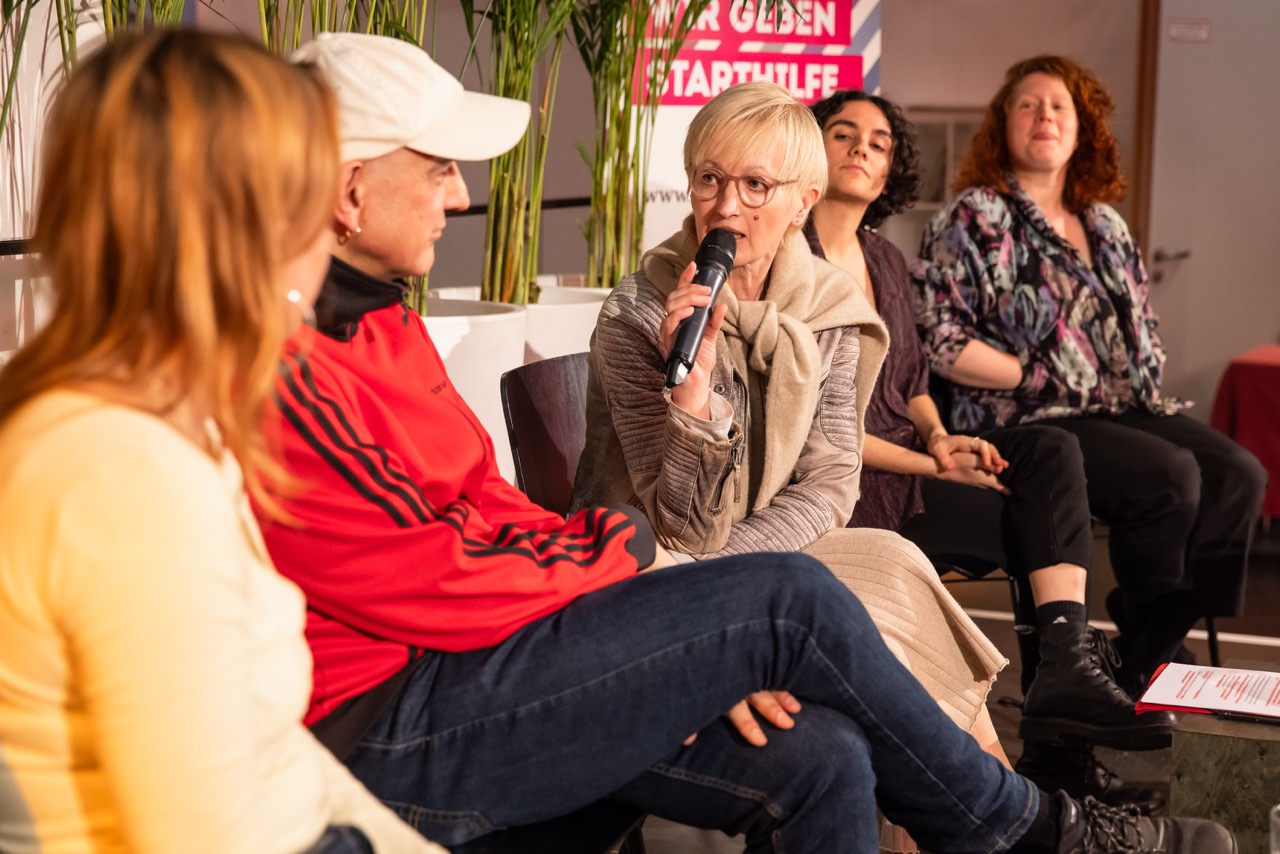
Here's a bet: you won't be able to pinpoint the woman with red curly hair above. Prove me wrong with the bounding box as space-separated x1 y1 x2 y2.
912 55 1266 697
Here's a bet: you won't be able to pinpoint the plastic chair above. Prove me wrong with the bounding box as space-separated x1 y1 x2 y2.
500 352 591 516
492 351 647 854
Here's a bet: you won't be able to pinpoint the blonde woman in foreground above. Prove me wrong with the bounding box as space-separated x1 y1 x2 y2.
0 30 440 854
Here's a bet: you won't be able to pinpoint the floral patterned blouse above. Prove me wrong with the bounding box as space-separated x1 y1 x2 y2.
910 176 1166 433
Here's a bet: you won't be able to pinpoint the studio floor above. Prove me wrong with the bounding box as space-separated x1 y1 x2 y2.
631 524 1280 853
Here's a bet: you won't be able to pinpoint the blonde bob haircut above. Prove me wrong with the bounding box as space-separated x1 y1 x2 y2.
0 29 339 513
684 81 828 213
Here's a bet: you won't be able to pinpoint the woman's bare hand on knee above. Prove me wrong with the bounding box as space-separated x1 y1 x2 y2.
683 691 802 748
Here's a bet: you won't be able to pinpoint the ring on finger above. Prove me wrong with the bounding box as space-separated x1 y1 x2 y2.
969 436 981 450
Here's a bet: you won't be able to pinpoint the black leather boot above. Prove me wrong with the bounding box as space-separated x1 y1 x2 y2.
1019 622 1175 750
1106 586 1199 698
1014 740 1166 815
1052 791 1235 853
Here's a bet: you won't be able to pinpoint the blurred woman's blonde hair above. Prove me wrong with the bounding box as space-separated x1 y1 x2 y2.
0 29 339 513
684 81 828 222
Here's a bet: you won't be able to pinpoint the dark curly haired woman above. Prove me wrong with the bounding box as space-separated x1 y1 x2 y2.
805 87 1174 816
912 55 1266 717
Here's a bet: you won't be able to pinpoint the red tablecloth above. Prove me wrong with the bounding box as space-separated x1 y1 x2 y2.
1210 344 1280 518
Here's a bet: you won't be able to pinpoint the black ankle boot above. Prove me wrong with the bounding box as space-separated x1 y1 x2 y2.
1014 740 1166 815
1019 623 1175 750
1106 586 1200 696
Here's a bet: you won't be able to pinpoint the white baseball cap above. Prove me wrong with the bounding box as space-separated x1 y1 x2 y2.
292 32 531 163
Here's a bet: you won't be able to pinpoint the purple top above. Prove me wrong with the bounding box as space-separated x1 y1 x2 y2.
910 176 1165 432
805 220 925 531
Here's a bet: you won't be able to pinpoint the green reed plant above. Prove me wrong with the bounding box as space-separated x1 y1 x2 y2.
0 0 40 144
463 0 574 304
571 0 707 291
572 0 797 290
2 0 183 242
259 0 433 58
2 0 183 141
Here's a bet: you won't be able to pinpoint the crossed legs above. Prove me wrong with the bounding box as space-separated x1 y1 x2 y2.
342 553 1038 853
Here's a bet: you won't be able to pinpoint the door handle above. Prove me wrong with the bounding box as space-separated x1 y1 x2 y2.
1150 248 1191 282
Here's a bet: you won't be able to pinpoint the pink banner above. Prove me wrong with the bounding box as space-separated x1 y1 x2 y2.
653 51 862 106
700 0 851 48
640 1 876 249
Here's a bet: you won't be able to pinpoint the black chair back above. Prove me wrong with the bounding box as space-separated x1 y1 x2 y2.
500 352 590 516
492 352 649 852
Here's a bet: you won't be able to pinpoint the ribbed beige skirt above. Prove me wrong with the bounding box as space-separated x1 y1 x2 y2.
803 526 1006 733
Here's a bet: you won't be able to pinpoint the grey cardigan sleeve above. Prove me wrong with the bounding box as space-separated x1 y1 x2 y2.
589 287 741 555
708 324 863 557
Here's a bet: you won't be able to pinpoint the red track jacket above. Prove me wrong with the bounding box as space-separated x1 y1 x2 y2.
261 260 645 724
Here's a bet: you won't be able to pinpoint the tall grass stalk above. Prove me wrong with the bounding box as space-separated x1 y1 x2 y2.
260 0 432 57
3 0 186 225
3 0 188 245
100 0 183 39
465 0 574 304
574 0 798 290
0 0 39 145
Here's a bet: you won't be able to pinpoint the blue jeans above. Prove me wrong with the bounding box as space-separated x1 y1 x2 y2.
343 553 1038 853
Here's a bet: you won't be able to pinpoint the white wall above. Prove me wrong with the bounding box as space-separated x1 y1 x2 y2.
876 0 1140 257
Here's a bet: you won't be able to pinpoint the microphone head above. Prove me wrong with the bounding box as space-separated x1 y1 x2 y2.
696 227 737 272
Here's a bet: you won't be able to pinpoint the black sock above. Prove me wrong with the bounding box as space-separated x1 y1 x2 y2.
1010 788 1062 853
1035 599 1088 628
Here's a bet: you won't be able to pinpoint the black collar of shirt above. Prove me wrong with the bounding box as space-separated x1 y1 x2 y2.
313 256 409 342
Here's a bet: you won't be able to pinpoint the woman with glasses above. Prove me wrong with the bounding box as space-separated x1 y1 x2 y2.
572 81 1010 763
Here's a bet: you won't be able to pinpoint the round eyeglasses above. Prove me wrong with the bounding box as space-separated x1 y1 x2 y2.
688 169 797 209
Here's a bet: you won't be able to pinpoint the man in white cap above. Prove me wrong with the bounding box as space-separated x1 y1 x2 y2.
258 33 1236 854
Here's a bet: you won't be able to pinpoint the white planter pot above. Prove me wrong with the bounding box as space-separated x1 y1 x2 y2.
429 279 612 366
427 284 482 301
524 284 612 364
421 299 527 484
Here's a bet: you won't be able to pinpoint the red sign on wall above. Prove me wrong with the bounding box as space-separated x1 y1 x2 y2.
695 0 852 47
643 0 867 106
655 52 862 105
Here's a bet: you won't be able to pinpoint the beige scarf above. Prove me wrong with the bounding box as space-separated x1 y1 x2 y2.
642 218 889 511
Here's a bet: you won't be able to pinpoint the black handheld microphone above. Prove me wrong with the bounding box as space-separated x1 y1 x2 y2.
664 227 737 388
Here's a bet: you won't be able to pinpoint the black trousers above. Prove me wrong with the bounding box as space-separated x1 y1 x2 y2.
899 413 1266 684
901 424 1095 579
901 412 1265 616
900 425 1094 692
1039 410 1266 619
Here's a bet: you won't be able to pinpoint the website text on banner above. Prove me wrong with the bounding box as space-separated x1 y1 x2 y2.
641 0 878 249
